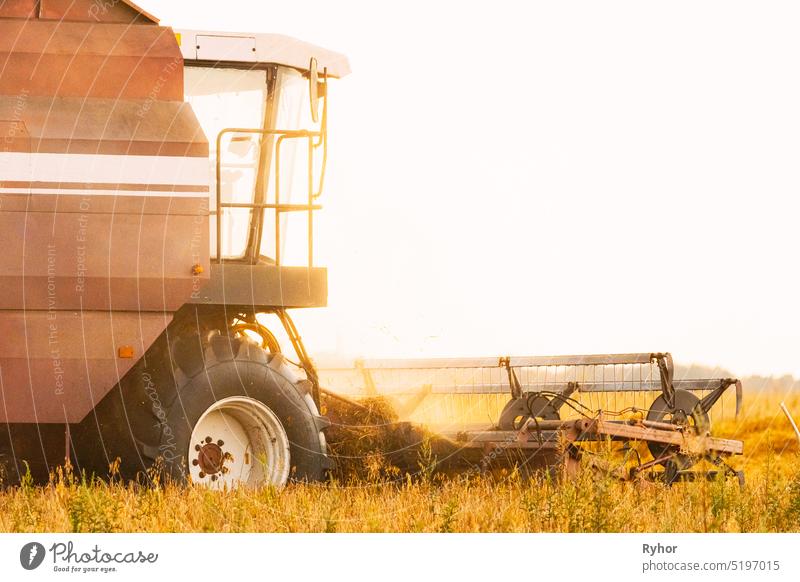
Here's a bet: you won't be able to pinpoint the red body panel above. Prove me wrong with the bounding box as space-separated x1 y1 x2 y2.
0 1 210 423
0 311 170 423
0 0 156 23
0 20 183 100
0 194 208 312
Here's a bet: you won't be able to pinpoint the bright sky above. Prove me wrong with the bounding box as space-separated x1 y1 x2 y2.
141 0 800 377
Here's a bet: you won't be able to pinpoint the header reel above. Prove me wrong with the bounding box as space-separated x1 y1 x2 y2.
323 353 744 484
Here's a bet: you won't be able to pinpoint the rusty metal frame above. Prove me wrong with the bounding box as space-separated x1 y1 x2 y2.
440 414 743 485
445 417 743 455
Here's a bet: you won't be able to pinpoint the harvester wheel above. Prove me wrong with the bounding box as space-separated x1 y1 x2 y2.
160 333 329 487
646 389 710 471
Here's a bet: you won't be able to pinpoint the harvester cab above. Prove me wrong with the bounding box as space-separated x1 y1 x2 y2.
175 29 351 405
177 30 348 269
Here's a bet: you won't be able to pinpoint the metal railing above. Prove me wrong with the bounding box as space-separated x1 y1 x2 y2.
215 127 324 266
214 65 329 266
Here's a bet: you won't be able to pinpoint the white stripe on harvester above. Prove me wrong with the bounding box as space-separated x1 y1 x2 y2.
0 152 209 187
0 188 208 198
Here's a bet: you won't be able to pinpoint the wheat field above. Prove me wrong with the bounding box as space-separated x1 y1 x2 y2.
0 390 798 533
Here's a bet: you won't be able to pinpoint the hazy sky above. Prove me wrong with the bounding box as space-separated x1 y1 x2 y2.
141 0 800 377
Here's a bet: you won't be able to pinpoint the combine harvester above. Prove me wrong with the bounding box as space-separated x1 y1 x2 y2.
0 0 742 487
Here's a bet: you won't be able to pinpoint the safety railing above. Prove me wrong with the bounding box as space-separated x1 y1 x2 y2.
215 126 326 266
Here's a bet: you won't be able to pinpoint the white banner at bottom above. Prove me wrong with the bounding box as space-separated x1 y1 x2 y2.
0 533 796 581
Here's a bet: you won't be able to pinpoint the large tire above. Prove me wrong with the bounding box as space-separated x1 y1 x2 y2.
73 331 330 487
160 333 330 485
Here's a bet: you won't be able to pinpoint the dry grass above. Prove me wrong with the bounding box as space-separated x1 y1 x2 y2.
0 391 798 533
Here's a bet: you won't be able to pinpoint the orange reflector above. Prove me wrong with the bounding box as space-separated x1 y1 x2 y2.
118 346 135 359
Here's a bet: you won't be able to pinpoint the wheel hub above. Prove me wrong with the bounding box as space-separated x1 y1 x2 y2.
188 396 291 488
193 437 232 479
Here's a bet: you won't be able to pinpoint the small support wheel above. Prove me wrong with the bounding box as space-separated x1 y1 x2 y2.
646 388 710 471
662 460 680 485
